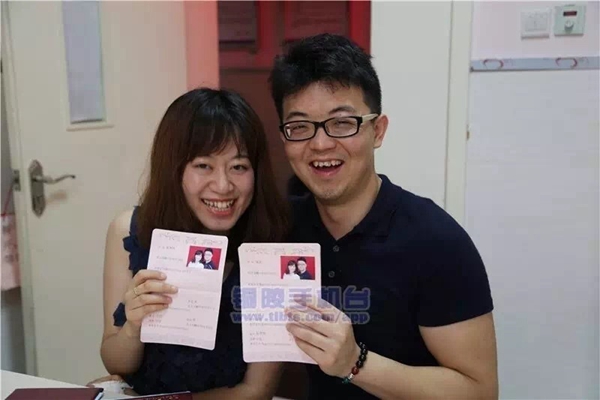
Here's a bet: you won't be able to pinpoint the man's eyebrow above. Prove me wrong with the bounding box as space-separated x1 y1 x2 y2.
284 106 358 121
284 111 309 121
329 105 357 115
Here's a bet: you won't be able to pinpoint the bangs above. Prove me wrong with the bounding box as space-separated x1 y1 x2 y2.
186 106 258 162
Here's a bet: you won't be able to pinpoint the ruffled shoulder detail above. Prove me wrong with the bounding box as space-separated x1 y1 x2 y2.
122 207 149 276
113 207 148 327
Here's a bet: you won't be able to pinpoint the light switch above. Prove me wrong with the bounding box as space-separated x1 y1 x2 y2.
554 4 586 36
521 9 552 38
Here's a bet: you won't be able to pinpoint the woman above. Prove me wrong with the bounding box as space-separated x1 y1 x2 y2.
99 88 289 397
187 249 205 269
282 260 300 280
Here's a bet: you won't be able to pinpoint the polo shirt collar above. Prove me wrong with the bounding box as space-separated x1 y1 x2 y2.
307 174 399 238
353 174 397 236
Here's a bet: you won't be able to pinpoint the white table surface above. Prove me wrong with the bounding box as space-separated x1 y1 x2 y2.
1 370 129 399
1 370 291 400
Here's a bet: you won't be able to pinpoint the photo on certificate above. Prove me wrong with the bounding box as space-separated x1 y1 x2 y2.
280 256 316 281
186 246 222 271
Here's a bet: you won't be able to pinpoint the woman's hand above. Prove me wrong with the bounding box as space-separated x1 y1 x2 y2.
86 374 124 387
86 375 138 396
123 270 178 337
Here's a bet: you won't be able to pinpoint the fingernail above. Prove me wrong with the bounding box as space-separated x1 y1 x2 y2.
160 272 166 279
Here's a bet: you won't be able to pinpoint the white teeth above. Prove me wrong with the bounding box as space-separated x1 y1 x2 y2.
312 160 342 168
202 200 234 210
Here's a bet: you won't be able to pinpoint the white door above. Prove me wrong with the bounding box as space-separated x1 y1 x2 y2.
370 1 472 221
2 1 189 384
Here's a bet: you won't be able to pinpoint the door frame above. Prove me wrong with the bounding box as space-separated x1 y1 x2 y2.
444 1 473 225
1 1 38 376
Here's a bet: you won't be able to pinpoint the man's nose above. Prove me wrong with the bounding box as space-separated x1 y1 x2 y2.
308 125 336 151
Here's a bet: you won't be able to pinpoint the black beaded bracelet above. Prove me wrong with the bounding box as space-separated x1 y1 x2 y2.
342 342 368 384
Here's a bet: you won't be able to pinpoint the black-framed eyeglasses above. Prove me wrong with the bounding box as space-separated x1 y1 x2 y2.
279 114 379 142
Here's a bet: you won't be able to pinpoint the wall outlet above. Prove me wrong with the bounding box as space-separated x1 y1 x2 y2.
554 4 586 36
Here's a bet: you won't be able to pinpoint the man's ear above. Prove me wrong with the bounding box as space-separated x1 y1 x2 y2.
373 114 389 149
279 126 287 144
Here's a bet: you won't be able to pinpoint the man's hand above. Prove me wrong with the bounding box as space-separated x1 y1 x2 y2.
285 297 360 378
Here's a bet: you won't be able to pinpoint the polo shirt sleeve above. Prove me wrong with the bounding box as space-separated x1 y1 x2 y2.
417 217 494 327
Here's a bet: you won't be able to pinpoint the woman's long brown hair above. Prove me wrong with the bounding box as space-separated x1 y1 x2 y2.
137 88 290 262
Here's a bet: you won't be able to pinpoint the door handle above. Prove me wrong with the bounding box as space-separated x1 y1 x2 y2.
29 160 76 217
32 174 76 184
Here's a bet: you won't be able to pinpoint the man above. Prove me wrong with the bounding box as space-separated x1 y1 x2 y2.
203 248 215 270
269 34 498 399
297 257 313 280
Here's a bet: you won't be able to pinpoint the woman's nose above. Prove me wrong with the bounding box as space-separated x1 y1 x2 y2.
212 170 234 194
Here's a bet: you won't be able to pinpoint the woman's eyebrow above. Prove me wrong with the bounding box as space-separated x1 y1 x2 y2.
192 153 250 160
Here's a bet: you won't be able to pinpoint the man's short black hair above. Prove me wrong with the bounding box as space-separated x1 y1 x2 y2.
269 33 382 121
297 257 307 264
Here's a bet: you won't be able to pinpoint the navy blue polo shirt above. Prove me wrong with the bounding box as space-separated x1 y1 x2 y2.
289 174 494 400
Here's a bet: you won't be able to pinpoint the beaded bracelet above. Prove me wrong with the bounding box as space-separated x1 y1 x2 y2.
342 342 368 384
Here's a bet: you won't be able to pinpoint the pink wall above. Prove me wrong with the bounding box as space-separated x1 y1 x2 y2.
471 1 599 59
185 0 219 89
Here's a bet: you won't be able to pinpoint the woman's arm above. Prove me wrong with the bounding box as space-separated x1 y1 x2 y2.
100 210 175 375
192 362 284 400
100 210 146 375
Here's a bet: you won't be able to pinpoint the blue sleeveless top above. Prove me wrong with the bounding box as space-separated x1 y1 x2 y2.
112 208 247 395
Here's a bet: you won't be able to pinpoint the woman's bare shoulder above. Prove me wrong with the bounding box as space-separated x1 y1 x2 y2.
108 208 135 239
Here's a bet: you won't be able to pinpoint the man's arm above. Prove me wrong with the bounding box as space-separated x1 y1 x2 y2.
192 362 284 400
348 209 497 398
287 301 497 400
350 313 498 399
